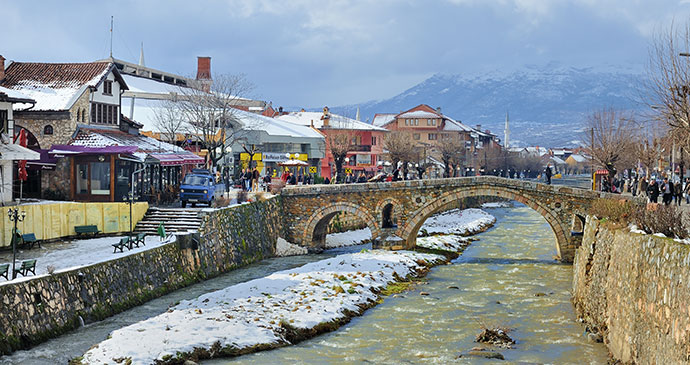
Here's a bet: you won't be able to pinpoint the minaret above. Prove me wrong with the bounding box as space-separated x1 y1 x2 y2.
504 111 510 149
355 107 361 121
139 42 145 67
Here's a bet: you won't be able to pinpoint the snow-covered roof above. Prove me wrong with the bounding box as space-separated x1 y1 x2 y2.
398 110 439 119
371 113 396 127
69 125 184 154
550 156 566 165
277 111 388 132
122 74 187 94
0 86 34 103
568 154 589 163
443 118 474 132
525 146 549 156
1 62 122 111
233 109 325 139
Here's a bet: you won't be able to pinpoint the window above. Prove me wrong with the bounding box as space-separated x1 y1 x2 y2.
90 162 111 195
372 136 377 145
413 133 420 140
90 103 119 124
43 125 53 135
431 119 436 126
0 110 7 134
428 133 437 140
414 119 419 125
76 163 88 194
405 119 409 126
103 80 113 95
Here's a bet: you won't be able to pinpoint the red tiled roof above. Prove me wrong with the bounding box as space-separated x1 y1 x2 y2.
2 62 114 89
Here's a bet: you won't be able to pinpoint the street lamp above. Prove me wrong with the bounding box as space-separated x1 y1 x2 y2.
8 207 26 279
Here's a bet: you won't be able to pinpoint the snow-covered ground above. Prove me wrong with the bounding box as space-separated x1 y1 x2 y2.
326 227 372 248
481 201 512 209
81 250 445 364
275 237 308 256
416 235 471 252
419 208 496 236
0 235 175 286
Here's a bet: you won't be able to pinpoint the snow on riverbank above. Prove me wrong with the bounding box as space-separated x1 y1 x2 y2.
81 250 445 364
416 235 472 252
326 227 371 248
420 208 496 236
482 201 512 209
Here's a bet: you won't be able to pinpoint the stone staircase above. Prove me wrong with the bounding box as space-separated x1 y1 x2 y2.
134 207 203 235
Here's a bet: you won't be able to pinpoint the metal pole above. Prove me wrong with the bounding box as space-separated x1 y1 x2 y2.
11 211 16 279
130 164 146 236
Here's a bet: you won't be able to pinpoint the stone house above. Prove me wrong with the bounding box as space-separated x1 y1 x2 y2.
0 82 40 203
0 59 128 198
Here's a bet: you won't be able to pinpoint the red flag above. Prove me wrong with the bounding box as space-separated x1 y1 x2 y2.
17 129 28 181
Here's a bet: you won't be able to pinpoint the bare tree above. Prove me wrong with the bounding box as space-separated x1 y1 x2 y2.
583 107 638 176
384 131 415 176
153 99 185 145
647 22 690 150
163 74 255 167
437 135 464 177
327 130 354 183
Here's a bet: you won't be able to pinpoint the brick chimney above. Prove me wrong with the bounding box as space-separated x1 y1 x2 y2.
0 55 5 82
196 56 212 92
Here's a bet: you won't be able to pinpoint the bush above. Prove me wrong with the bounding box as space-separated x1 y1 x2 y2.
236 190 248 204
588 199 634 226
632 204 689 239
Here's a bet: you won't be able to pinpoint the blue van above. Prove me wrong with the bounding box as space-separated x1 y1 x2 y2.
180 169 225 207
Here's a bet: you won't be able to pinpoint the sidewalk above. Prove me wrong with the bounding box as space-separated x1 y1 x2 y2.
0 234 174 285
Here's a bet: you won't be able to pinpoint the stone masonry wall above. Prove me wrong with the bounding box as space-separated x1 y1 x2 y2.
572 217 690 364
0 197 281 355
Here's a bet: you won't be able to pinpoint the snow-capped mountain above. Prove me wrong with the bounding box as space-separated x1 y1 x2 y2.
330 64 646 148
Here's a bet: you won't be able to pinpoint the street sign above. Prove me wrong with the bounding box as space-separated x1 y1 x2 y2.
345 168 352 174
309 166 317 173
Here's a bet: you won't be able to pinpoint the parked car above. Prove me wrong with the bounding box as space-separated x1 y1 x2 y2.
180 169 225 207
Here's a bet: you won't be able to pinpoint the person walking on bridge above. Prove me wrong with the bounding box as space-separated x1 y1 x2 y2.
647 179 659 203
661 177 674 206
544 165 552 185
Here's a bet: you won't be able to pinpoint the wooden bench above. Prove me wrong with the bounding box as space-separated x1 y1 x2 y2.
75 225 100 236
0 263 8 280
14 259 36 277
21 233 41 249
112 237 131 253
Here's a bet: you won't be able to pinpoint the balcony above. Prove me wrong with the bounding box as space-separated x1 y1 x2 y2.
349 144 372 152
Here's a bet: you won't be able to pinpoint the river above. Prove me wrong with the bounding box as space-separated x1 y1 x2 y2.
208 203 609 364
2 203 608 364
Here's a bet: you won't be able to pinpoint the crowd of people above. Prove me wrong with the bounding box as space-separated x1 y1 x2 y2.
603 172 690 206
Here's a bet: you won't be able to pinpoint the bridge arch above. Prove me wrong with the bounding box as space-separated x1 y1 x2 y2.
376 197 403 229
399 185 572 259
303 202 381 251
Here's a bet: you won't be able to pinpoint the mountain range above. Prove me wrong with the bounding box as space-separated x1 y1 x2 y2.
328 64 647 148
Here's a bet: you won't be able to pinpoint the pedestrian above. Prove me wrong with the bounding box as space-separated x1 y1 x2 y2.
675 180 683 206
544 165 552 185
252 168 260 192
647 179 659 203
640 177 648 198
244 168 253 192
684 178 690 204
661 177 674 205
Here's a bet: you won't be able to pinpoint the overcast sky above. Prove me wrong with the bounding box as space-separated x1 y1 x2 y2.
3 1 690 108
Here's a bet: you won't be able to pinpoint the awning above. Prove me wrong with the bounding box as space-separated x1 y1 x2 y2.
147 153 205 166
0 143 40 161
49 145 138 156
26 149 57 170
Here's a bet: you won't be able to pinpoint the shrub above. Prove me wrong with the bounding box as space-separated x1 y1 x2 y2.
43 187 68 201
588 199 635 226
236 190 248 204
632 204 689 239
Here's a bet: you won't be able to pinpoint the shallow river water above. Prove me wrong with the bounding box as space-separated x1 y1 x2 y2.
208 204 609 364
2 204 608 364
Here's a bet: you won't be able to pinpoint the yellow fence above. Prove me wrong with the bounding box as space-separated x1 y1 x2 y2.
0 202 149 248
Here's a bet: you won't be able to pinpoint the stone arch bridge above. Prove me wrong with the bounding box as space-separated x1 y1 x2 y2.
280 176 625 262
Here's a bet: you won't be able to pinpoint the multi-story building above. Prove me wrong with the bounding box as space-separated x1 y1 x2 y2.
277 108 388 179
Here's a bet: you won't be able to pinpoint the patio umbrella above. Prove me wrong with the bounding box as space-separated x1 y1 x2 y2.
278 159 308 167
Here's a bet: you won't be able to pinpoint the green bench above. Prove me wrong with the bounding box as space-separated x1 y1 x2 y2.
21 233 41 249
75 225 100 237
112 237 130 253
131 233 146 248
0 263 8 280
14 259 36 277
